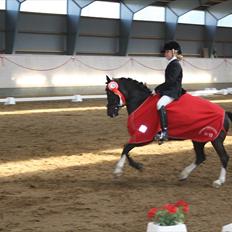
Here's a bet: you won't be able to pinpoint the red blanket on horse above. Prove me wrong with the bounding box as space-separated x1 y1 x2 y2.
127 93 225 144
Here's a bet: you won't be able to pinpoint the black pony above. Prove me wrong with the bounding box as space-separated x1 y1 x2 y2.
105 76 232 188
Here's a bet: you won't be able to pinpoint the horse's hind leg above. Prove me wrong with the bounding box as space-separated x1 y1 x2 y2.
211 130 229 188
179 141 206 180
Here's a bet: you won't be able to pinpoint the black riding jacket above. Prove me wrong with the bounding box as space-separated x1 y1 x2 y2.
155 59 185 99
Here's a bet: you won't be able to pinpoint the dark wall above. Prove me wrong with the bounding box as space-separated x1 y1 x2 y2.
0 10 232 57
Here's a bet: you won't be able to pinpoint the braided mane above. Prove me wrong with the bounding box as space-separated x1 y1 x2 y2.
116 77 152 94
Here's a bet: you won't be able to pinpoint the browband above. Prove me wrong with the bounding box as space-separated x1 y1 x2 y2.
107 81 126 105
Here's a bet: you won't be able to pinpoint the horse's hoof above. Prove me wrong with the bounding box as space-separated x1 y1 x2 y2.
213 180 223 188
179 171 189 181
129 161 144 171
179 176 187 181
138 163 144 170
135 162 144 171
113 170 123 177
112 173 123 182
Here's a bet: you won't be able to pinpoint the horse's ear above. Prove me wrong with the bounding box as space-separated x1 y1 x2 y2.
106 75 111 83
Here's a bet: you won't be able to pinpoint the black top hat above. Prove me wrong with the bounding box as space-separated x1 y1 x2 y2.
162 41 182 54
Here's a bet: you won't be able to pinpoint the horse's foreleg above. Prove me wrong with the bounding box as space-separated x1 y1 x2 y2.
179 163 197 180
113 153 127 176
113 143 143 176
179 141 206 180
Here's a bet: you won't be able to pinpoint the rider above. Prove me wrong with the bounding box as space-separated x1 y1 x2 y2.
155 41 186 143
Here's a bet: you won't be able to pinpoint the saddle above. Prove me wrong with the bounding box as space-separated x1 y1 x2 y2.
127 93 225 144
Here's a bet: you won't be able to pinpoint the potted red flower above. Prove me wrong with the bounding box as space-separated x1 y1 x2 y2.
146 200 189 232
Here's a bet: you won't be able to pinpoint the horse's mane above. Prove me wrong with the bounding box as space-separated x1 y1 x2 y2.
115 77 152 94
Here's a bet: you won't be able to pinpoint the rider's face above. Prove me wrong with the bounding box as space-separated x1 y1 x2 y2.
164 50 173 60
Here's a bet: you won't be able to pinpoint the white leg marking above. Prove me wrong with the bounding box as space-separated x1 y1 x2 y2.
213 167 226 188
113 154 126 176
179 163 197 180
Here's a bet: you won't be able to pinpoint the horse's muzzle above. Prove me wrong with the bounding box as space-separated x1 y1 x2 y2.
107 105 119 117
109 113 118 118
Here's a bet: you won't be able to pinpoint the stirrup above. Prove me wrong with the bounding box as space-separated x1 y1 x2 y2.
154 131 168 145
160 131 168 141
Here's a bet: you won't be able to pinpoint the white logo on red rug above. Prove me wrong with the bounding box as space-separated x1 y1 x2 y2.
139 125 148 133
198 126 217 138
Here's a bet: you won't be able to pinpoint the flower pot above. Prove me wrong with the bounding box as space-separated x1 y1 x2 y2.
146 222 187 232
222 223 232 232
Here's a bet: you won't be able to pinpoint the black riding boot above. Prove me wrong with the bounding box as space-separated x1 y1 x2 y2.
155 106 168 144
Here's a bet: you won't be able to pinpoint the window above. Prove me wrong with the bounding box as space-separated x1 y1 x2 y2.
218 14 232 28
178 10 205 25
0 0 5 10
20 0 67 14
81 1 120 19
134 6 165 22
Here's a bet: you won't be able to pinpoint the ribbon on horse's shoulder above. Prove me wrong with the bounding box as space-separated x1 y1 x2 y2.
127 93 225 144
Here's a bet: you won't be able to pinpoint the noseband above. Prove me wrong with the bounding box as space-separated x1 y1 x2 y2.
107 81 126 106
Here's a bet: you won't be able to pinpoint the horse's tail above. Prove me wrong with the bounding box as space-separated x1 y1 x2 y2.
226 111 232 122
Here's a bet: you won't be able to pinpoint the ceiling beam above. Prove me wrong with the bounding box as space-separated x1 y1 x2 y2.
119 0 159 56
67 0 94 55
165 0 202 41
204 0 232 57
208 0 232 19
5 0 25 54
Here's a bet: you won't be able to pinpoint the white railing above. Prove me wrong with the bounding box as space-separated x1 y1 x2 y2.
0 88 232 105
0 95 106 105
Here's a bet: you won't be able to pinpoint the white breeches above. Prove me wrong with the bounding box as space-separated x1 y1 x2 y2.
157 95 174 110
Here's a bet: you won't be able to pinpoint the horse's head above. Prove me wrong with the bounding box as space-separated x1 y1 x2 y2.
105 75 152 117
105 75 126 118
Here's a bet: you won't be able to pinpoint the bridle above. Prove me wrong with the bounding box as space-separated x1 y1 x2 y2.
107 81 126 107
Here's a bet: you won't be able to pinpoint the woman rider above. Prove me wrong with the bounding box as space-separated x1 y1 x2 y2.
155 41 186 143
